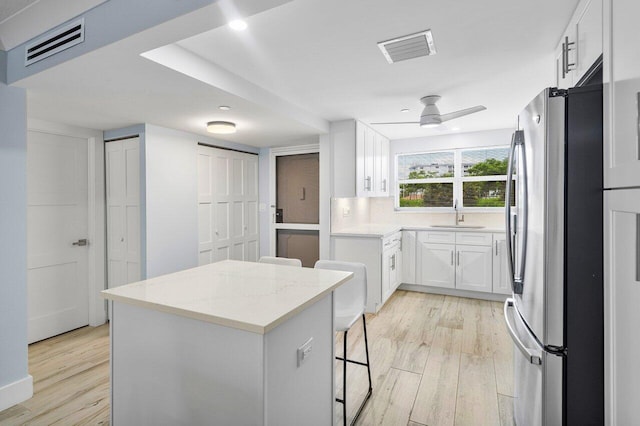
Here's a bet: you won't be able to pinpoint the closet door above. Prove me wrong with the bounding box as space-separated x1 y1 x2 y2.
106 137 141 287
197 146 259 264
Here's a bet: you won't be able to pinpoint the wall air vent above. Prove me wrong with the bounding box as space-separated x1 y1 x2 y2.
377 29 436 64
25 18 85 66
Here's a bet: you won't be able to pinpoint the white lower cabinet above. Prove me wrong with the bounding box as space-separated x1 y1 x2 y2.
382 241 401 302
401 231 417 284
331 231 401 313
492 233 511 295
418 242 455 288
412 230 507 296
455 244 493 292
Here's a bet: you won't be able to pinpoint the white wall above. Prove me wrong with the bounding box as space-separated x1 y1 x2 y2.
0 81 32 410
144 125 199 278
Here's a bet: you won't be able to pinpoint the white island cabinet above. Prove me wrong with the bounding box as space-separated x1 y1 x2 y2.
101 260 352 426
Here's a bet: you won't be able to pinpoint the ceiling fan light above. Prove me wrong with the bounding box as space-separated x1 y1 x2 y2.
207 121 236 134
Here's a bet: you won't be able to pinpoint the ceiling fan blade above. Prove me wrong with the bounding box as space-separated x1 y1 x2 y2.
370 121 420 125
439 106 486 122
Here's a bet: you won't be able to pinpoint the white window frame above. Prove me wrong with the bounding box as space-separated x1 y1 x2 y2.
395 145 514 213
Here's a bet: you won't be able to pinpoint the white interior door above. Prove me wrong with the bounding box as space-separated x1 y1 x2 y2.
105 137 141 288
27 130 89 343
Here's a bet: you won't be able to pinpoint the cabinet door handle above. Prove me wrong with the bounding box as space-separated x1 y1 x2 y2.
495 240 499 256
562 35 576 78
382 179 387 192
365 176 372 191
391 254 396 270
561 40 567 79
457 251 460 266
451 250 454 266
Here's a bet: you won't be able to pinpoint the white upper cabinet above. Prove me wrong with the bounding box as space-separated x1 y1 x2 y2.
603 0 640 188
356 121 390 197
577 0 603 79
331 120 390 198
555 0 603 89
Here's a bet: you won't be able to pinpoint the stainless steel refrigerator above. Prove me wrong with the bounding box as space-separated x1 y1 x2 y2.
503 83 603 425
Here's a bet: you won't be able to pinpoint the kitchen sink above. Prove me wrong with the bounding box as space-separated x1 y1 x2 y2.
430 225 486 229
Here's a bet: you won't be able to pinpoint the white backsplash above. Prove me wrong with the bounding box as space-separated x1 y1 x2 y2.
331 197 372 231
331 197 505 231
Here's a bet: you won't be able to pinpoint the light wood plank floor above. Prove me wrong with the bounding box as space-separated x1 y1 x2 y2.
0 291 513 426
0 325 110 426
335 291 514 426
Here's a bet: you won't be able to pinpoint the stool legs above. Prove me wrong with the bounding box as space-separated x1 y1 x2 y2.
336 314 373 426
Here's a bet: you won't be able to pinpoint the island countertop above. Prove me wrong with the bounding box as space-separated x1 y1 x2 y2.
101 259 352 334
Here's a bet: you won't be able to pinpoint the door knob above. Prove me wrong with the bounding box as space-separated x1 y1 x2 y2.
72 239 88 246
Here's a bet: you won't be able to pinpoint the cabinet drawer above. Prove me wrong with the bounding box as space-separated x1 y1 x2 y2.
418 231 455 244
455 232 492 246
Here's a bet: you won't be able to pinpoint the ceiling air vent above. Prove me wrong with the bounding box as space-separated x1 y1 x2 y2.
25 18 85 66
377 29 436 64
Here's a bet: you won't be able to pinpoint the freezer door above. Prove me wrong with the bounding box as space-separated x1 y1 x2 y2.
511 89 565 347
505 299 562 426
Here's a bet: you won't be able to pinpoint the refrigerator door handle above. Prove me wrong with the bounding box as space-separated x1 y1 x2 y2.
505 130 527 295
504 298 542 365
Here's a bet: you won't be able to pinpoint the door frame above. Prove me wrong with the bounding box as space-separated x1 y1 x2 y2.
269 144 320 256
27 118 107 327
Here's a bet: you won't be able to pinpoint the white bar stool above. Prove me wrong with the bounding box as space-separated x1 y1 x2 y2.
314 260 372 426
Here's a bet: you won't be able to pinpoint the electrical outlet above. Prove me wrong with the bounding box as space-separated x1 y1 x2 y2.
343 207 351 217
297 338 313 367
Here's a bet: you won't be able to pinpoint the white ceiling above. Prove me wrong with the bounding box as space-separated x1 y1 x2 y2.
13 0 580 146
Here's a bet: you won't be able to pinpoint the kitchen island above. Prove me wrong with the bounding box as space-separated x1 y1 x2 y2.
101 260 352 426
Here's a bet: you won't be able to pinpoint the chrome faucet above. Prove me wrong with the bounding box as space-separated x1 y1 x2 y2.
454 199 464 225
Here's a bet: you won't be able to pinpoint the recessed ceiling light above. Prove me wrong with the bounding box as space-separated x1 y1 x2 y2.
229 20 247 31
219 105 231 111
400 108 410 113
207 121 236 134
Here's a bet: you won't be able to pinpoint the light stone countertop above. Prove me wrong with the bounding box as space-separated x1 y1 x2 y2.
101 260 352 334
331 224 505 238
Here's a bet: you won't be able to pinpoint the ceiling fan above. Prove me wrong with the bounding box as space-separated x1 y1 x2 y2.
371 95 486 128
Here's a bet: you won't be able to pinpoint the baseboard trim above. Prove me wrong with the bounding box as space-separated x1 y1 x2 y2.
0 375 33 412
398 283 509 302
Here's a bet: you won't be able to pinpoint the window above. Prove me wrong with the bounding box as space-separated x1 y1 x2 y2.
397 146 515 210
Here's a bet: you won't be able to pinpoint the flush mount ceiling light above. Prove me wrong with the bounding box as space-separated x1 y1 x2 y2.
218 105 231 111
228 20 247 31
207 121 236 134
